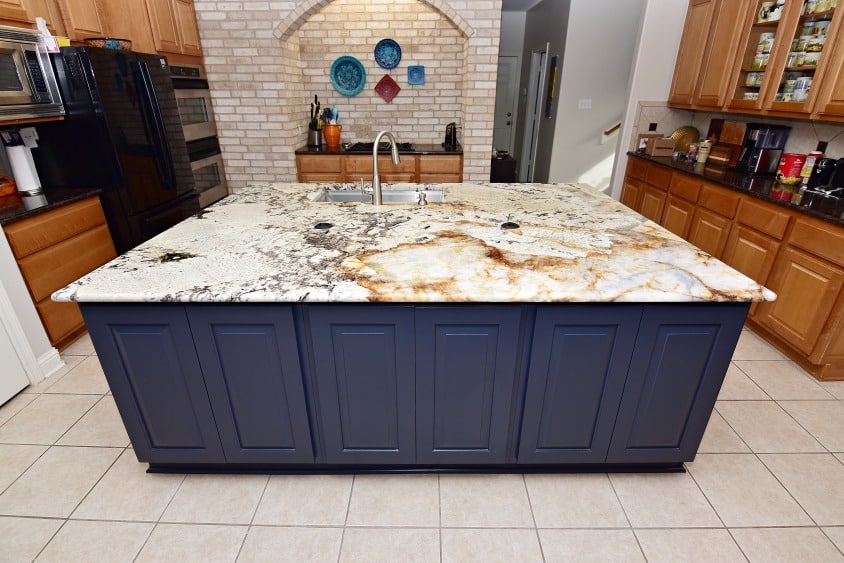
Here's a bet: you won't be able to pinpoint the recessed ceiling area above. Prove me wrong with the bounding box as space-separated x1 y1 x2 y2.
501 0 542 11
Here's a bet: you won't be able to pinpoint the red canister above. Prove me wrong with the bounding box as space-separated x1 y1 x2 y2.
778 153 807 181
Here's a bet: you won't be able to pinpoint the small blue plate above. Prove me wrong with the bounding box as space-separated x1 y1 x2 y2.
408 65 425 85
330 56 366 96
374 38 401 70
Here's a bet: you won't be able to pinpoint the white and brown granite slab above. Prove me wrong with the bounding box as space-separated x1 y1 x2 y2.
53 182 775 303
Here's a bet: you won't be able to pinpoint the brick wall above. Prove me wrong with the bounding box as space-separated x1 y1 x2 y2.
193 0 501 189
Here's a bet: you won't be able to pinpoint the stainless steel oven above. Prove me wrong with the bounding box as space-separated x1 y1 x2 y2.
188 136 228 208
171 64 217 142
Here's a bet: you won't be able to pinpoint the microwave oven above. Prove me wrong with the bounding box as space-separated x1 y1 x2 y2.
0 25 64 121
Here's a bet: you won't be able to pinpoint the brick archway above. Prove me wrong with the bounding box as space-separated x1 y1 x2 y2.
274 0 474 40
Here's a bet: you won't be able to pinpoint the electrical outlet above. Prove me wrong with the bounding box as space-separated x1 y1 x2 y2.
648 123 658 131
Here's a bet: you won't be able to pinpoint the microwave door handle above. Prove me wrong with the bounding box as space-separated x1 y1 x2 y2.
134 61 176 190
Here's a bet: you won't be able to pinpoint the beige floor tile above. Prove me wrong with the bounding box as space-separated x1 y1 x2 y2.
440 474 534 528
442 528 543 563
635 528 745 562
45 356 109 395
715 401 824 453
0 444 47 492
136 523 247 563
779 400 844 452
339 527 439 563
252 475 352 526
72 449 184 521
759 453 844 526
0 393 35 427
0 446 120 518
346 474 438 527
0 516 62 562
539 529 644 563
697 411 751 453
160 474 267 525
525 473 628 528
238 526 343 563
609 472 722 528
732 330 787 361
37 519 153 563
734 360 833 400
687 453 812 527
823 527 844 552
718 363 770 400
819 381 844 400
0 394 98 445
62 333 95 356
56 396 129 447
731 527 844 562
22 356 84 394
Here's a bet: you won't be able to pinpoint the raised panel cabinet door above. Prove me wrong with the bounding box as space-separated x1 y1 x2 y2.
814 9 844 120
688 207 731 258
668 0 717 107
173 0 201 56
639 184 667 223
606 303 748 464
0 0 31 23
308 305 415 464
693 0 747 109
620 177 643 211
755 247 844 355
661 195 696 239
721 223 780 284
187 305 314 464
415 306 522 464
80 304 225 464
145 0 180 53
97 0 156 54
55 0 105 38
517 305 642 464
23 0 66 35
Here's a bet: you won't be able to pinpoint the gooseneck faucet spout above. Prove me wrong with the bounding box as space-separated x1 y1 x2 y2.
372 130 401 205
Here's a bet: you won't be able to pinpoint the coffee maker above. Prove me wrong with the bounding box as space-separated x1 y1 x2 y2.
737 123 790 175
443 122 458 148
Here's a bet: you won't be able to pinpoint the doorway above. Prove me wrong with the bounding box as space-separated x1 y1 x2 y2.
493 55 520 153
519 43 549 182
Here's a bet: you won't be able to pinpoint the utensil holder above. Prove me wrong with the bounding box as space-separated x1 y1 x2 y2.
307 128 322 147
323 124 341 148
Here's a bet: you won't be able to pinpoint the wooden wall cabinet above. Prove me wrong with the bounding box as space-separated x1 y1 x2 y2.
296 153 464 184
0 0 33 24
3 196 117 350
55 0 105 39
668 0 718 108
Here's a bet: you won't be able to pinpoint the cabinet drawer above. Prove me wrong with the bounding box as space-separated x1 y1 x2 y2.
698 184 740 218
735 198 791 240
35 298 84 346
296 155 341 173
4 196 106 258
299 173 342 183
18 224 116 302
345 155 416 175
418 155 461 174
645 164 672 188
789 218 844 267
419 173 461 183
669 173 701 202
627 158 648 180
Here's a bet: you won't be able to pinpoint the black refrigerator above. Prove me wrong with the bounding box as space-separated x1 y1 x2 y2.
34 47 199 255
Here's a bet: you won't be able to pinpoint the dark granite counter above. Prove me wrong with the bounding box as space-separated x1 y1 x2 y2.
0 187 103 227
628 152 843 227
294 143 463 156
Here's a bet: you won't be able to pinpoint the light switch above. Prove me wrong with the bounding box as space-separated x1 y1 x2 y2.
578 99 592 110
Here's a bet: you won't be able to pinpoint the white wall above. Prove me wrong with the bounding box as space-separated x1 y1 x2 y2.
608 0 689 199
547 0 646 190
500 11 526 54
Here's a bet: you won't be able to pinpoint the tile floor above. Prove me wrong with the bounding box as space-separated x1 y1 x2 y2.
1 329 843 562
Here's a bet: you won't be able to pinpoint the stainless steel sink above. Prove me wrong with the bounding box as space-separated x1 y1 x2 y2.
313 188 444 204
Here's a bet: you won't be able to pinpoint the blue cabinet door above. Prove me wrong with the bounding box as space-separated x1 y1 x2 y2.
606 303 748 463
81 304 225 464
308 305 415 465
517 305 642 464
187 305 314 464
415 306 523 464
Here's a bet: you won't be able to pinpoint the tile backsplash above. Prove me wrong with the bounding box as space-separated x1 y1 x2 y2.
629 101 844 158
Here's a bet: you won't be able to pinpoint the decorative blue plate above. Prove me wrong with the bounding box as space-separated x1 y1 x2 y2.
374 39 401 70
330 56 366 96
407 65 425 85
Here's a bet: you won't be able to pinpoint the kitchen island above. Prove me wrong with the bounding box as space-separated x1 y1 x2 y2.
54 182 773 471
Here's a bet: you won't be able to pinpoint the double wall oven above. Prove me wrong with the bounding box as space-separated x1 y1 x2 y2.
171 64 228 208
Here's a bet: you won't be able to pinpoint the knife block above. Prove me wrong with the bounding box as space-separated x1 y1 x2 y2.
307 128 322 147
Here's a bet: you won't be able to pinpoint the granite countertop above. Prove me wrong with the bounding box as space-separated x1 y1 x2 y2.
0 187 103 226
628 152 844 226
54 182 773 304
295 143 463 155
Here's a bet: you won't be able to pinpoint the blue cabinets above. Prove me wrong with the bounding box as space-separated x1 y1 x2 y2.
308 306 416 465
517 305 641 464
415 306 523 464
81 301 748 469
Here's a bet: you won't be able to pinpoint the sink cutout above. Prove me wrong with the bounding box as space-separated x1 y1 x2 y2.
314 189 444 204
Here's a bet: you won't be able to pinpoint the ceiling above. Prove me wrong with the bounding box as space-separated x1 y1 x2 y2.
501 0 542 11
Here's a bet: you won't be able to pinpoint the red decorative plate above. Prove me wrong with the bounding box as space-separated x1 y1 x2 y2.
375 74 401 103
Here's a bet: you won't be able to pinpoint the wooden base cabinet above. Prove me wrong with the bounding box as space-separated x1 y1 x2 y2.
296 153 463 184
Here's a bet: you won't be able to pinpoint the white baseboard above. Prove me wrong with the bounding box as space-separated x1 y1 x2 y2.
37 347 65 381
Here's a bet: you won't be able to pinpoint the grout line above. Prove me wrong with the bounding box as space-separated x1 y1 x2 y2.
520 473 546 563
336 474 355 563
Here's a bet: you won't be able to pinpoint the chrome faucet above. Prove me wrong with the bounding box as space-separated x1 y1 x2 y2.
372 130 401 205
